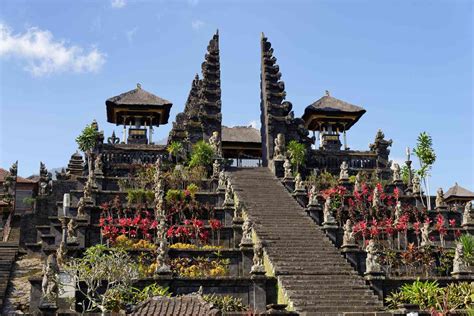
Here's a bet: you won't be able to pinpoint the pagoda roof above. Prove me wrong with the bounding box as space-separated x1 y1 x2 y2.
106 84 172 126
445 183 474 202
302 92 366 131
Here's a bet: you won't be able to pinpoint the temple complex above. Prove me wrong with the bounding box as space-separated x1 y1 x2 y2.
0 31 473 315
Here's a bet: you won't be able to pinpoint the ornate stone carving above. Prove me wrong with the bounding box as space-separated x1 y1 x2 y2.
241 218 253 246
394 201 402 225
223 180 234 206
83 175 93 202
41 254 59 302
212 159 221 178
56 242 67 267
251 241 265 273
308 185 319 206
94 154 103 175
354 172 361 193
107 130 120 144
283 158 293 179
294 173 305 192
452 242 469 275
342 219 355 246
435 188 446 208
339 161 349 181
39 162 52 196
412 175 421 194
67 218 77 242
462 201 472 226
372 187 380 210
209 131 222 157
391 162 401 182
217 171 226 191
420 221 432 247
365 239 382 274
273 133 286 160
76 197 86 217
155 215 171 274
323 197 336 225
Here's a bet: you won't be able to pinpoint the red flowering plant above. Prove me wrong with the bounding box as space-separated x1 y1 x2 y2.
209 219 223 246
321 186 347 224
435 214 447 247
166 217 211 246
166 199 214 226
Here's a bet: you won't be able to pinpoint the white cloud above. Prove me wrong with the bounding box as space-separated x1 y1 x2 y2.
191 19 205 30
111 0 126 9
0 23 106 76
248 120 260 129
125 27 138 43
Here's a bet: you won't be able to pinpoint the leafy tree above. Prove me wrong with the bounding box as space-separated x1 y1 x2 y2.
413 132 436 209
401 164 418 185
287 140 306 172
167 141 184 164
189 141 214 169
76 124 100 153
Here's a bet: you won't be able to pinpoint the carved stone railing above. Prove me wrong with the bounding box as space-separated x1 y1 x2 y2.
308 150 378 173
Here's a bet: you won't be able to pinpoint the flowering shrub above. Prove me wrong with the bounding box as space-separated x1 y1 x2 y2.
170 257 230 278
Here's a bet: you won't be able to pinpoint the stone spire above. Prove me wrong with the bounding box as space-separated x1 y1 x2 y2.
259 34 310 167
198 30 222 141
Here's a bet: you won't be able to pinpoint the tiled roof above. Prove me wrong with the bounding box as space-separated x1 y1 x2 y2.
0 168 37 184
131 295 221 316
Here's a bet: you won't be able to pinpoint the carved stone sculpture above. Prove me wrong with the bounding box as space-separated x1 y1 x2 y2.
323 197 336 225
209 131 222 157
283 159 293 179
372 188 380 210
308 185 319 206
394 201 402 225
223 181 234 206
435 188 446 208
39 162 52 196
241 218 252 245
391 162 401 182
76 197 85 217
342 219 355 246
212 159 221 178
94 154 103 175
251 241 265 273
452 242 469 275
420 221 432 247
412 175 421 194
365 239 382 274
56 242 67 267
294 173 305 192
339 161 349 181
462 201 472 226
41 254 59 302
67 218 77 242
155 217 171 274
273 133 286 159
217 171 226 191
83 176 93 201
354 172 361 193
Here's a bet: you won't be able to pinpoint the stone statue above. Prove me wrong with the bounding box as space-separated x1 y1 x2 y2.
354 172 362 193
155 216 171 274
76 197 85 217
67 218 77 241
420 221 432 247
323 197 336 225
209 131 222 157
394 201 402 224
294 173 305 192
372 188 380 210
308 185 319 206
412 175 421 194
83 176 93 201
273 133 286 159
435 188 445 208
251 241 265 273
391 162 401 182
212 159 221 178
94 154 103 175
339 161 349 181
223 181 234 206
462 201 472 226
452 242 468 275
41 254 59 302
56 242 67 267
342 219 355 246
241 218 252 245
283 158 293 179
218 171 226 190
365 239 382 274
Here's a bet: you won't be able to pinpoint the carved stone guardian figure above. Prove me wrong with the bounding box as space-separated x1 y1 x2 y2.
155 217 171 274
435 188 446 208
452 242 469 277
283 158 293 179
391 162 401 182
365 239 382 274
308 185 319 207
240 218 253 246
323 197 336 225
342 219 356 247
217 171 226 191
83 176 93 201
209 131 222 157
76 197 86 217
41 254 59 304
273 133 286 160
412 175 421 194
94 154 103 175
67 218 78 243
251 241 265 273
354 172 362 193
294 173 305 192
223 181 234 206
462 201 472 227
394 201 402 225
339 161 349 181
212 159 221 178
39 162 52 196
420 221 432 247
56 242 67 267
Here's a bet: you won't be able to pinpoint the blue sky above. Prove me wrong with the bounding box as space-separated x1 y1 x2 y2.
0 0 472 192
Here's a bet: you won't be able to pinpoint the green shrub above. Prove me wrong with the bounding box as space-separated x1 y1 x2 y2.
76 123 100 153
460 234 474 265
166 189 185 203
287 140 306 171
202 293 248 312
186 183 199 199
189 141 214 168
126 189 154 205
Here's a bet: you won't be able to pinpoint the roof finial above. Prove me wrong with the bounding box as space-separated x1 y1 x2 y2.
325 90 330 97
137 83 141 89
216 29 219 35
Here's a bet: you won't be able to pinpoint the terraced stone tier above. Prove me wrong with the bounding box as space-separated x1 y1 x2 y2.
0 242 18 311
229 167 384 314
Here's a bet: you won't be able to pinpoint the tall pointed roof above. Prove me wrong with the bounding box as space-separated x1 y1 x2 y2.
302 92 366 131
105 84 172 126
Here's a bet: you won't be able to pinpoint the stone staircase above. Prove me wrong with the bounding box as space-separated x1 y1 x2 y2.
229 167 384 315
